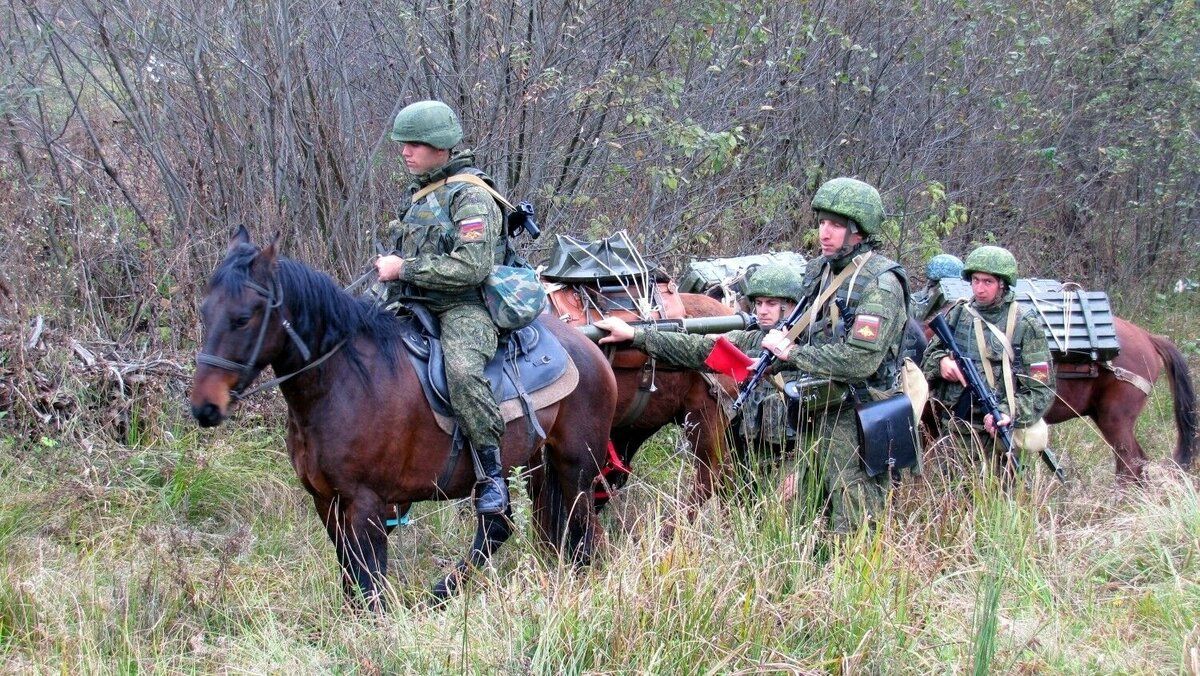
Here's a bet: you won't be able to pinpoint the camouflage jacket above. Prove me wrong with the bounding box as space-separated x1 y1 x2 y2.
381 150 503 313
780 244 910 394
631 327 800 443
920 291 1055 427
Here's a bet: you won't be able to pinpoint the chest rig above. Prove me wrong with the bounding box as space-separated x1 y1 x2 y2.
798 252 911 393
396 168 508 265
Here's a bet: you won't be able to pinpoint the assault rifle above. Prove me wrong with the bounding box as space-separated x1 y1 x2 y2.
930 313 1066 481
579 313 751 343
730 300 811 414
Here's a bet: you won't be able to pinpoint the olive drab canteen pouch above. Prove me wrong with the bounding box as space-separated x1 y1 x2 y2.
484 264 547 330
855 392 920 478
782 375 848 417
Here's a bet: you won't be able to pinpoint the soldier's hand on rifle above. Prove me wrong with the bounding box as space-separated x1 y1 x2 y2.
761 329 794 360
939 355 967 386
984 412 1012 437
375 255 405 282
593 317 635 344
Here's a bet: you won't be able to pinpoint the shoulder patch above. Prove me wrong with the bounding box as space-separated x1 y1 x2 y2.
458 218 485 242
1029 361 1050 384
851 314 882 342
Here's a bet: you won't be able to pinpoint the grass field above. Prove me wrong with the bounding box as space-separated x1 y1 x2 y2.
1 311 1197 673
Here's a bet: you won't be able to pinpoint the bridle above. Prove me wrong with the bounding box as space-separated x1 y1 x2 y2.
195 271 342 400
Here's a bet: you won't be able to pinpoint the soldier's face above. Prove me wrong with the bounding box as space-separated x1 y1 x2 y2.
753 297 792 329
817 219 863 256
970 273 1003 305
401 142 450 175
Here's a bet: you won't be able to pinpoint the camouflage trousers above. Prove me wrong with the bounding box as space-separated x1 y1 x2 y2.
439 303 504 450
786 405 889 534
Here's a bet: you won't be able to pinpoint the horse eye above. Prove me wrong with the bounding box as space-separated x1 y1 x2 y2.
230 314 251 330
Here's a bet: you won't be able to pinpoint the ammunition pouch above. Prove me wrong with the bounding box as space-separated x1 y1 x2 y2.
855 392 920 478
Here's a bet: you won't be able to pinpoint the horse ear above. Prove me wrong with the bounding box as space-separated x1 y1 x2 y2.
253 231 282 276
228 225 251 252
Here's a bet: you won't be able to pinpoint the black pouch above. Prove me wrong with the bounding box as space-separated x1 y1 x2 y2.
855 392 920 478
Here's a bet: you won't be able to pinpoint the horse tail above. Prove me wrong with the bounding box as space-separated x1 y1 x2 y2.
531 444 569 550
1150 333 1198 468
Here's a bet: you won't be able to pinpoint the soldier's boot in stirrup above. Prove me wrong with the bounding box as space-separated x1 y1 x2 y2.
474 445 509 515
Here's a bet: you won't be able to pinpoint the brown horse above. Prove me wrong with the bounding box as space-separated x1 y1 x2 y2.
922 312 1196 482
1045 316 1196 482
598 292 738 530
189 228 617 608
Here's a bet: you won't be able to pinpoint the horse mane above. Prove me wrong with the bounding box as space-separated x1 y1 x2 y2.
214 244 404 377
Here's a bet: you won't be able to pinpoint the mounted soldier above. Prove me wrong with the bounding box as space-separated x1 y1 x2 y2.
374 100 509 516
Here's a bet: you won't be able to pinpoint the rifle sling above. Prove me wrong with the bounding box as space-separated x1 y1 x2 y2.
783 252 873 344
411 174 515 210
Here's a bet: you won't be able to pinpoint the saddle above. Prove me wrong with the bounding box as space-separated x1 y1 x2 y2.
396 303 577 435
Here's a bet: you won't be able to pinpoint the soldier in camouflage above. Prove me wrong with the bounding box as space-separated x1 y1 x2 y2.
920 245 1055 472
598 177 912 534
595 264 815 491
910 253 963 323
757 177 912 533
375 100 509 515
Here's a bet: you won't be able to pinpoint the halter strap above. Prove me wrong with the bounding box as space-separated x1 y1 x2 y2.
195 271 323 400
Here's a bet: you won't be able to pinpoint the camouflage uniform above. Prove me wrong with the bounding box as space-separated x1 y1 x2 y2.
381 151 505 454
921 246 1055 463
630 265 811 487
779 247 910 533
382 100 508 514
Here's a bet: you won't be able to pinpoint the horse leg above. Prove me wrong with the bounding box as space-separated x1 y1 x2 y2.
536 441 600 567
1092 407 1149 485
429 512 514 604
315 493 389 611
662 403 729 539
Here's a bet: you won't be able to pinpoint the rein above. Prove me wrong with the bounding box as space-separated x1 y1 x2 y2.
196 271 344 401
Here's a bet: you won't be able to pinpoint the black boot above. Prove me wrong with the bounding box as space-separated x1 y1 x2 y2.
474 444 509 515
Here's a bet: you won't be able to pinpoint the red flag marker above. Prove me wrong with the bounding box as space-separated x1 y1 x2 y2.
704 336 754 382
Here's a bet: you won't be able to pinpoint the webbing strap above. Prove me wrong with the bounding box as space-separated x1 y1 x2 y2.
787 252 873 343
962 302 1019 417
411 174 515 210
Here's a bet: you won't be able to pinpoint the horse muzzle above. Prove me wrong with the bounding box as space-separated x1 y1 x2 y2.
191 401 226 427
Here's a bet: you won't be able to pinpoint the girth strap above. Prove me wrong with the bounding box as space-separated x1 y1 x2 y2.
1104 361 1154 395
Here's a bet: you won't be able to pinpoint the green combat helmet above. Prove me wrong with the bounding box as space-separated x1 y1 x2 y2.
390 100 463 149
811 177 885 236
745 264 805 303
926 254 964 281
962 245 1018 286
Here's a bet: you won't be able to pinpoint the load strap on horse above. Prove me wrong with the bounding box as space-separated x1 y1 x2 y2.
939 277 1120 363
540 231 688 427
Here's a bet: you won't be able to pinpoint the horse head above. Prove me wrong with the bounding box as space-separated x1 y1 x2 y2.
190 226 292 426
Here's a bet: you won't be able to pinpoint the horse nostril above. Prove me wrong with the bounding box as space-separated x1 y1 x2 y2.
192 402 223 427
